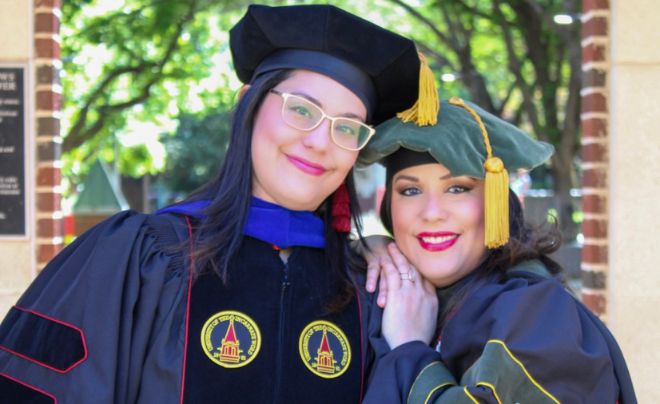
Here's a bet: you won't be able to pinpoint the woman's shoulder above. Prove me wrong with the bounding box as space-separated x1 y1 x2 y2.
68 210 190 256
443 259 609 365
453 261 581 332
15 210 192 306
441 260 622 402
471 259 571 309
0 210 195 399
79 209 188 237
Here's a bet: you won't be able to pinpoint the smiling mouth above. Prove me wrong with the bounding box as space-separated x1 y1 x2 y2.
286 155 327 176
417 233 459 252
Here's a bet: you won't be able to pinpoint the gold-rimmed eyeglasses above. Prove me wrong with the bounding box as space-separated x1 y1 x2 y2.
269 89 376 151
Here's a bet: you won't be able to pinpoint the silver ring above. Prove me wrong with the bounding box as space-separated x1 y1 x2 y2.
400 272 415 281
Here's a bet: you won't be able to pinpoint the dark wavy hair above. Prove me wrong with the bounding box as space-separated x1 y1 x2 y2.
181 69 365 310
379 181 563 327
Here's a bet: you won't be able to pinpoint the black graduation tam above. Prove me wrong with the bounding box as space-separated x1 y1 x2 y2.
229 4 423 124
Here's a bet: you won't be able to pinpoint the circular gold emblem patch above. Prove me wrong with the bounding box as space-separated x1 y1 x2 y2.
298 320 351 379
200 310 261 368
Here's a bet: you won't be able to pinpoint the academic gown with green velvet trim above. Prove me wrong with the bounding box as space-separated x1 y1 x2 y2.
0 210 376 403
363 260 637 404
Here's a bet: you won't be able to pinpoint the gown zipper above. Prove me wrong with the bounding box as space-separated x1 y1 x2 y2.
272 258 291 402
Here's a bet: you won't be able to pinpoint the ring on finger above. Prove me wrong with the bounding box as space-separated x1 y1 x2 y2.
400 271 415 282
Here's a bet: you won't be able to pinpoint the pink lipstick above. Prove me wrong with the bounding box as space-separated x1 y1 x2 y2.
286 155 327 176
417 232 459 252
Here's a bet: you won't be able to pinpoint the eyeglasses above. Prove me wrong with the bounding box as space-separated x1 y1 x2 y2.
269 89 376 151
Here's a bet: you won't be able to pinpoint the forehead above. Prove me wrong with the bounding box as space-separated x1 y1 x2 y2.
394 162 451 179
280 69 350 92
277 69 367 115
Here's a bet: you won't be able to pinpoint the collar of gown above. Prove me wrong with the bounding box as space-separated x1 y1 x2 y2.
156 196 325 249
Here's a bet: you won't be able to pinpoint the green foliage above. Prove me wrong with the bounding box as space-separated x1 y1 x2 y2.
572 210 583 224
346 0 582 239
60 0 249 192
61 0 581 235
155 110 233 200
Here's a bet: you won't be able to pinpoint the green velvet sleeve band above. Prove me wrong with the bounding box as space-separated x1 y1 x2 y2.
407 361 456 403
458 339 559 404
407 339 560 404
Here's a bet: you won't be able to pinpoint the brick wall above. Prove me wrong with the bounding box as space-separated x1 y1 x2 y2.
34 0 62 270
580 0 610 318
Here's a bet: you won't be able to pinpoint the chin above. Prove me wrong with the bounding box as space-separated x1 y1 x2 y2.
412 261 441 284
419 261 458 288
282 193 323 211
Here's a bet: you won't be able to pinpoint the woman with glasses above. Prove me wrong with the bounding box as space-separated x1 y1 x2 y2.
0 4 432 403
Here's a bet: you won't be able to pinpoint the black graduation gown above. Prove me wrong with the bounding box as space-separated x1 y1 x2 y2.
363 260 637 404
0 211 191 403
0 211 375 403
183 236 367 403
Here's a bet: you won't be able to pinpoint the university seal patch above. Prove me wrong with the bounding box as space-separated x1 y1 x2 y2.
298 320 351 379
200 310 261 368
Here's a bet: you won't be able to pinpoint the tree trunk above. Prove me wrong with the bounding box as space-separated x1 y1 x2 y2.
551 152 579 242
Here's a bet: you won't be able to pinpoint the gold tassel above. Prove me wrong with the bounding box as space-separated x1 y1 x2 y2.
484 157 509 248
449 97 509 248
396 52 439 126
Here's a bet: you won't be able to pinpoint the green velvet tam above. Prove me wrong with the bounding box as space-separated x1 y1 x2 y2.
358 99 554 178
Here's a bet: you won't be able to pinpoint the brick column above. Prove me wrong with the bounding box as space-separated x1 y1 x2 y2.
580 0 610 319
34 0 63 270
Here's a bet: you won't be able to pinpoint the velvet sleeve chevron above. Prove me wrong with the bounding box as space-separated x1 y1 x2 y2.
364 261 630 404
405 339 562 404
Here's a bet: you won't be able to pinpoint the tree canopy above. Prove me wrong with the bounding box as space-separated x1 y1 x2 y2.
61 0 582 238
61 0 248 184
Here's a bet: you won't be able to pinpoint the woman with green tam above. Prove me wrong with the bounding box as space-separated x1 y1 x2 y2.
360 98 636 403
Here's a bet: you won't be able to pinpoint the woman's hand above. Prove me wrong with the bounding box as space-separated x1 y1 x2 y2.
380 243 438 350
363 235 394 308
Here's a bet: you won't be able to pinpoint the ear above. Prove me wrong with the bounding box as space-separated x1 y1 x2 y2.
237 84 251 101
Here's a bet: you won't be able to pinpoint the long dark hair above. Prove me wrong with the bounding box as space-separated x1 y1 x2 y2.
181 69 364 310
379 182 563 328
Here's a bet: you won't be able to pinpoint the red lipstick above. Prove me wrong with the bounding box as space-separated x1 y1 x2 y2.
417 232 459 252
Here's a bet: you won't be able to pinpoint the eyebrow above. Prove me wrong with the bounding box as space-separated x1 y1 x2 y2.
289 91 366 121
394 173 453 183
394 174 418 183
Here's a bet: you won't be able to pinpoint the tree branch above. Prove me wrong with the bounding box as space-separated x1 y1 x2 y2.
64 63 152 151
63 0 199 153
495 81 517 116
437 2 472 50
561 28 583 159
415 42 457 72
387 0 454 48
72 0 163 42
491 0 543 139
431 1 494 111
450 0 498 21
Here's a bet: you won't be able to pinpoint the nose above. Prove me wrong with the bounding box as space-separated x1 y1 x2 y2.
421 193 448 223
301 117 332 151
